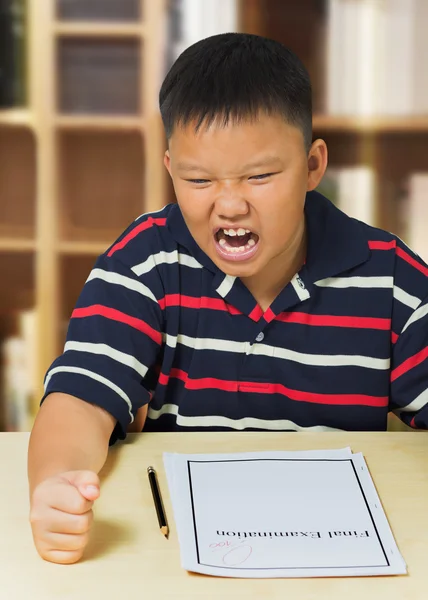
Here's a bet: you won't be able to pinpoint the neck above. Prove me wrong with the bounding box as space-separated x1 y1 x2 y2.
241 220 307 312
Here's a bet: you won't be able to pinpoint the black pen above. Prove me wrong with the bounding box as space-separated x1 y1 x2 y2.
147 466 169 538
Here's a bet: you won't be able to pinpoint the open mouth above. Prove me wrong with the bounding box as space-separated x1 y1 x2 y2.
214 227 260 261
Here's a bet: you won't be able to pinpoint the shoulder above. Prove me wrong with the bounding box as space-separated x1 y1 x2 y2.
357 222 428 335
362 221 428 295
101 204 178 269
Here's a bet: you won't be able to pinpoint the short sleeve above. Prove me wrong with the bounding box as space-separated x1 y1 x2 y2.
42 253 163 444
390 293 428 428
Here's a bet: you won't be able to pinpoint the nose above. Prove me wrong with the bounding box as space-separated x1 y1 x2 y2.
214 186 249 219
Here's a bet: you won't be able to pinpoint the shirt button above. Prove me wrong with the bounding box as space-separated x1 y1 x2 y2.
255 332 264 342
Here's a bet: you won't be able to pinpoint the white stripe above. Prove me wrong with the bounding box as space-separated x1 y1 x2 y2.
147 403 343 432
314 277 421 310
393 286 421 310
64 341 149 379
131 250 202 276
291 273 310 301
216 274 236 298
399 388 428 413
315 276 393 289
86 268 157 303
163 332 178 348
164 333 388 369
253 344 389 370
44 366 134 423
165 333 246 353
401 303 428 334
134 206 167 221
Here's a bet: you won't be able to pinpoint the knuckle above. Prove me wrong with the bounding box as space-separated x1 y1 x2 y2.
67 534 88 551
71 497 88 514
76 512 93 534
79 532 90 549
29 509 47 531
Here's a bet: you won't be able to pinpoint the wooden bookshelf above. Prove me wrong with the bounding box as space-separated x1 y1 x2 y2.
0 0 167 428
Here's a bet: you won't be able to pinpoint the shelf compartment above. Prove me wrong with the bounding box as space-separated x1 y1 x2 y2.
0 251 36 432
57 38 141 115
58 131 145 244
59 240 111 256
0 129 36 238
59 254 98 345
0 252 34 313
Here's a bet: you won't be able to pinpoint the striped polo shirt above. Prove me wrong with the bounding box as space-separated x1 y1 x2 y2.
43 191 428 443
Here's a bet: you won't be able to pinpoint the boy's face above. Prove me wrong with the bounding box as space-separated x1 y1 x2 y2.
164 113 326 281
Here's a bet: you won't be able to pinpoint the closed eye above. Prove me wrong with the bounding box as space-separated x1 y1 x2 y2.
187 178 210 184
250 172 276 180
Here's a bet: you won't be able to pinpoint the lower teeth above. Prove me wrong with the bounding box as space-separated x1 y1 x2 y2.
218 240 256 253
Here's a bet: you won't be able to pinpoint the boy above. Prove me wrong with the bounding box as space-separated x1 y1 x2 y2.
28 33 428 565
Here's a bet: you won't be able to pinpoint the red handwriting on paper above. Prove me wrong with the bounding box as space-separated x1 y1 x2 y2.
208 538 253 566
209 541 233 549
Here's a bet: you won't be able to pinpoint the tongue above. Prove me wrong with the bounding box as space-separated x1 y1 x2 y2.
226 233 251 247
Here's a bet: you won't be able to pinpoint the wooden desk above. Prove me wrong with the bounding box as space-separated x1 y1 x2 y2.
2 432 428 600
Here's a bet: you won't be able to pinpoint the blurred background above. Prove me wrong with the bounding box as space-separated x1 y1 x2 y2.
0 0 427 432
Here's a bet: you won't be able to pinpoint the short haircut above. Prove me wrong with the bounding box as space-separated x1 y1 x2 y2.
159 32 312 151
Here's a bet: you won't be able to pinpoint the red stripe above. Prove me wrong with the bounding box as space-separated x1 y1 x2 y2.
158 371 170 386
369 239 428 277
391 346 428 382
107 217 166 257
410 416 416 428
276 312 391 330
158 369 387 407
391 331 399 344
368 240 396 250
72 304 162 345
396 246 428 277
264 307 276 324
249 305 264 322
158 294 241 314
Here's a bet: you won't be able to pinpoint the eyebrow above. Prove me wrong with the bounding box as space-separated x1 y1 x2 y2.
176 156 283 173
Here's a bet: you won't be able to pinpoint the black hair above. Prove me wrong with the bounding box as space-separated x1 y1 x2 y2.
159 32 312 152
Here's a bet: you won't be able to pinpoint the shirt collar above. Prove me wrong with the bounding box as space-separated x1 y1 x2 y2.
166 190 371 283
303 190 371 282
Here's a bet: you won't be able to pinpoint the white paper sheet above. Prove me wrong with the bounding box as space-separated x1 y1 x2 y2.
164 448 406 578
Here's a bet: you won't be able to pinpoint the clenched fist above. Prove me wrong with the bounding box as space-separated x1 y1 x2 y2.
30 470 100 564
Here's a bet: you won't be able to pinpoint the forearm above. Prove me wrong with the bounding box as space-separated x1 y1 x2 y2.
28 392 116 495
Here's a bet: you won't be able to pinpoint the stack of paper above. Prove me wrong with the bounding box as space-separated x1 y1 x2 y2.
164 448 407 578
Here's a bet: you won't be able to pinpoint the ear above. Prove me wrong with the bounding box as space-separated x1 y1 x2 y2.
306 139 328 191
164 150 172 177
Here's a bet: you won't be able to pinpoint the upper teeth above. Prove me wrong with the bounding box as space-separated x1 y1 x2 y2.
222 228 250 236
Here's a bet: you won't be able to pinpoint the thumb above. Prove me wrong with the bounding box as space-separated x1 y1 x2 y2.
64 470 101 502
